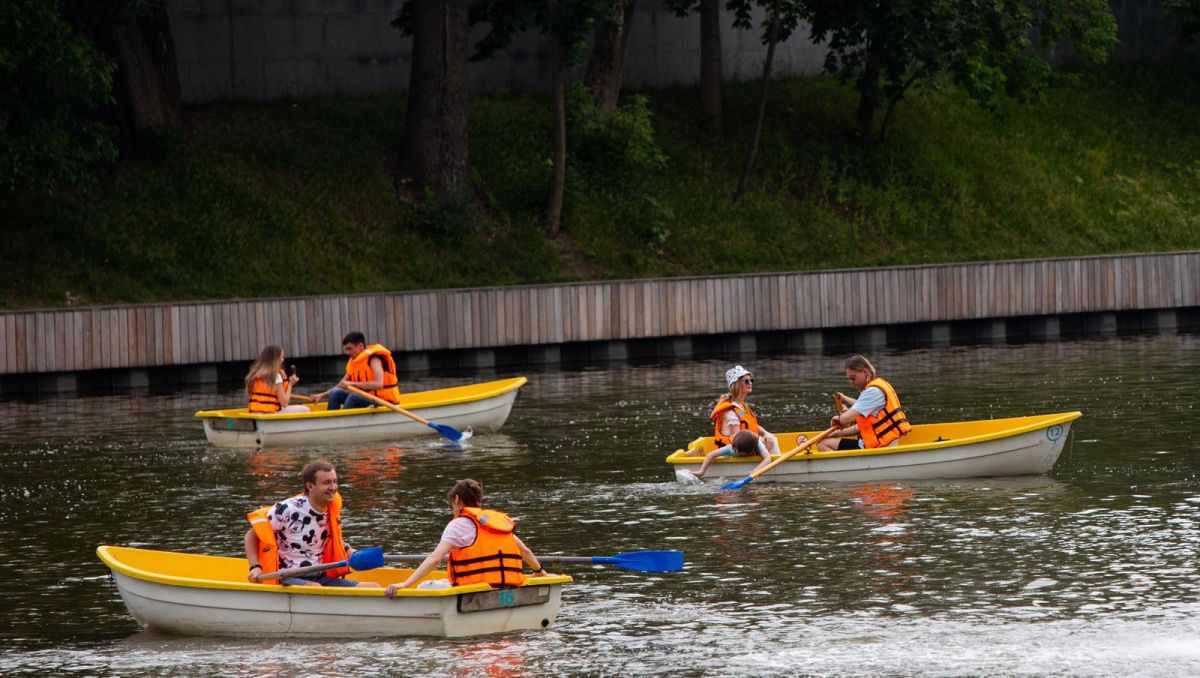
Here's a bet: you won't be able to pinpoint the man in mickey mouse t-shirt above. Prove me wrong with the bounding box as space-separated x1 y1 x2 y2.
244 459 380 588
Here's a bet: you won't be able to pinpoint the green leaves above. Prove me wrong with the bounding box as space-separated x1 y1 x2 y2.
1164 0 1200 42
803 0 1118 140
0 0 117 195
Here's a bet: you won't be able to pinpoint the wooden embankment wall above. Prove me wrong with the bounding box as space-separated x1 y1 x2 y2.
2 252 1198 391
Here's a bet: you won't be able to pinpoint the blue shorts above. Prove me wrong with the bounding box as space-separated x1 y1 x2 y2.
280 574 358 587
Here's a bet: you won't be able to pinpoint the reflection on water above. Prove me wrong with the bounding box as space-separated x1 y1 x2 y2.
2 335 1200 675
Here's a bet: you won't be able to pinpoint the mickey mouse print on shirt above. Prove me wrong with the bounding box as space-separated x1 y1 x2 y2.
267 495 333 570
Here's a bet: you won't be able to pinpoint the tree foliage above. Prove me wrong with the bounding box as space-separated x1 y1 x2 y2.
0 0 116 194
1164 0 1200 42
803 0 1118 140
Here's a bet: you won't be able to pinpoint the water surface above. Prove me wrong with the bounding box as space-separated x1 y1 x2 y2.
2 335 1199 676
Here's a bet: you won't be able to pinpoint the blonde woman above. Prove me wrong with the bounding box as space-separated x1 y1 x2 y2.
711 365 784 454
818 354 911 451
245 345 309 414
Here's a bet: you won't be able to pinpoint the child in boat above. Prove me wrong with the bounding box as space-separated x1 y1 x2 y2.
245 345 310 414
690 430 764 479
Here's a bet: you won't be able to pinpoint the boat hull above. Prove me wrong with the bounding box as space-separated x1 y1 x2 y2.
196 377 525 448
667 412 1081 483
99 546 568 639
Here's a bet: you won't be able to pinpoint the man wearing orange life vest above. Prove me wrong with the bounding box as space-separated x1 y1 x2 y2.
243 459 380 588
818 354 912 451
309 331 401 411
385 479 546 595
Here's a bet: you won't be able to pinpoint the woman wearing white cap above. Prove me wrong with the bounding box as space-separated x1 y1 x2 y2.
711 365 783 456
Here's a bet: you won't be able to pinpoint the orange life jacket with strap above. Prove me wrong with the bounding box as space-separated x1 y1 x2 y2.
709 401 760 447
855 377 911 448
447 507 526 588
246 491 349 584
248 369 285 413
345 344 400 403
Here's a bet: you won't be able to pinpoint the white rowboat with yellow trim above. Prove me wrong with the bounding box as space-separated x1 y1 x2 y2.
195 377 526 447
97 545 571 638
666 412 1082 483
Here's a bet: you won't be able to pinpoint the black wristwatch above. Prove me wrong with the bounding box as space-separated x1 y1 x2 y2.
249 564 262 571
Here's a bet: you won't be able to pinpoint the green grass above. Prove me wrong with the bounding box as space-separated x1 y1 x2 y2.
3 64 1199 309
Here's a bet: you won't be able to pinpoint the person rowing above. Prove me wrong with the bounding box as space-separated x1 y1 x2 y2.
385 478 546 595
308 331 401 411
818 354 911 451
243 459 380 588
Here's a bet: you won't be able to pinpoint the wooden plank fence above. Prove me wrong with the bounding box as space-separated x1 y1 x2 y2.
2 252 1197 375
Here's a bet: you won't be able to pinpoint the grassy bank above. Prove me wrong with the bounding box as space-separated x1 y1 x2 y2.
4 65 1200 309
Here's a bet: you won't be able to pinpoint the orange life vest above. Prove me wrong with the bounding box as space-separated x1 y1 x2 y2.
710 401 760 447
447 507 526 588
248 369 285 413
246 491 350 584
345 344 400 403
855 377 911 448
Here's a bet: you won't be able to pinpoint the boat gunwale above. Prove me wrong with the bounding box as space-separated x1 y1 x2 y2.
194 376 527 421
664 411 1082 465
97 545 570 598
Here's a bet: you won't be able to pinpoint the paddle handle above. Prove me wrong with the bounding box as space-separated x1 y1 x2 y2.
346 385 430 425
382 554 595 565
748 425 839 481
384 553 441 564
833 393 845 414
540 555 598 565
290 393 315 403
254 557 349 582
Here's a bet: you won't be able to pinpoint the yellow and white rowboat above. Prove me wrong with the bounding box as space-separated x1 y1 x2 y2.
97 545 571 638
666 412 1082 483
195 377 526 447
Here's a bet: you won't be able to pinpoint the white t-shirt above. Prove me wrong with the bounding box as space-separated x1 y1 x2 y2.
851 386 887 418
440 516 477 548
267 496 336 570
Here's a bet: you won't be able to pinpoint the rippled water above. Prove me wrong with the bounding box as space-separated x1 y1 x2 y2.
2 334 1200 676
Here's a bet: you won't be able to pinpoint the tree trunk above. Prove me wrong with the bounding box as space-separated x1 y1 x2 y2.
547 34 568 235
585 0 637 112
95 5 184 153
399 0 471 200
855 36 883 140
732 4 780 203
878 70 920 143
699 0 722 136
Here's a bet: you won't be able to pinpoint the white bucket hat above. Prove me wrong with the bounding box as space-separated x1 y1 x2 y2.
725 365 752 388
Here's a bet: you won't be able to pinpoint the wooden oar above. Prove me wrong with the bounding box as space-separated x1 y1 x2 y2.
345 385 468 442
834 392 845 413
252 546 384 582
382 549 685 573
289 393 315 403
720 425 839 491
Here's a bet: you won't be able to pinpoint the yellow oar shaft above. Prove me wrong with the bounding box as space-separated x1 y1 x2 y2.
345 385 430 425
746 425 840 482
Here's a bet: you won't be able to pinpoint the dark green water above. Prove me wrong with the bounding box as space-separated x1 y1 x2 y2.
2 334 1199 676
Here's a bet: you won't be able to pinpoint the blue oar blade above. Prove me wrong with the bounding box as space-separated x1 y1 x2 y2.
720 475 753 491
427 421 463 442
599 550 685 572
349 546 385 571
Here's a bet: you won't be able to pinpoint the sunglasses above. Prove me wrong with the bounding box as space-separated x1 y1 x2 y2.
742 377 754 384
